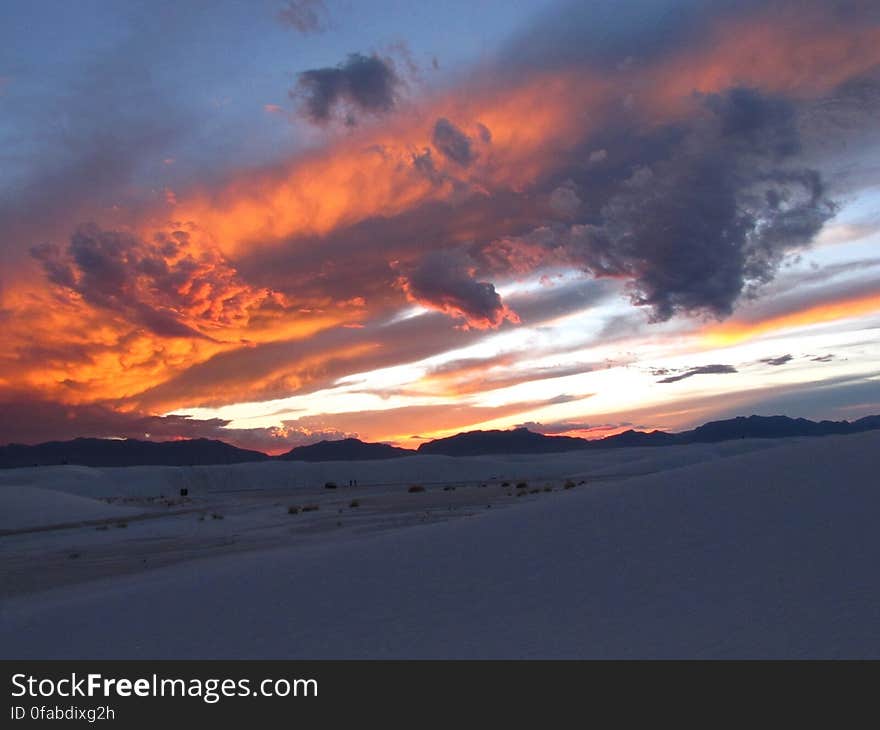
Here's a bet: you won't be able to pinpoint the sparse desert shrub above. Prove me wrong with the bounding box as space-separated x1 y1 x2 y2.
408 485 425 493
349 500 360 508
516 491 526 497
115 522 128 528
516 481 528 489
543 486 553 492
288 505 300 515
302 504 320 512
211 512 224 520
324 481 338 489
501 481 510 488
443 485 456 491
479 483 487 488
530 488 541 494
564 480 576 490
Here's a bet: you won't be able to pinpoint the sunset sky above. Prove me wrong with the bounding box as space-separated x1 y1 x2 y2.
1 0 879 452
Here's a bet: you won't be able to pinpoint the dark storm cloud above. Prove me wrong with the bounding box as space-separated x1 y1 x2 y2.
561 88 836 321
294 53 400 124
277 0 328 34
657 364 738 383
398 250 517 329
432 118 474 166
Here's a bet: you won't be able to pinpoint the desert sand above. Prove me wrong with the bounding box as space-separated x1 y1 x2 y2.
1 431 878 658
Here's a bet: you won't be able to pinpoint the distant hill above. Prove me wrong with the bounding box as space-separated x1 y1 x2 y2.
279 438 415 462
3 415 880 467
683 415 850 442
417 427 589 456
0 437 269 469
416 415 880 456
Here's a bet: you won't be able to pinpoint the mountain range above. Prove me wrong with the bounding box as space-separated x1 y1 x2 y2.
1 414 879 468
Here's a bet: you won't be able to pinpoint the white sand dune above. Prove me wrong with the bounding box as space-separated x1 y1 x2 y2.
0 485 141 532
1 431 878 658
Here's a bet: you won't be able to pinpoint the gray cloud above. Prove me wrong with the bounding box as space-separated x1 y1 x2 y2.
398 250 517 329
760 354 793 366
277 0 328 34
657 364 738 383
517 419 634 435
556 88 837 321
294 53 400 124
432 118 475 166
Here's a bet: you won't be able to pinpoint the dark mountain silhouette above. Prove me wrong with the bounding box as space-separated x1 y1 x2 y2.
0 437 269 469
683 415 851 442
2 415 879 468
594 429 677 448
417 427 588 456
418 415 880 456
279 438 414 462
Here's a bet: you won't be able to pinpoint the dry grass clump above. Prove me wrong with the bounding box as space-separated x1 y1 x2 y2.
408 485 425 493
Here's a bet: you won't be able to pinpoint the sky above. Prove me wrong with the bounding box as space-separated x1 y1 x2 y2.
1 0 879 453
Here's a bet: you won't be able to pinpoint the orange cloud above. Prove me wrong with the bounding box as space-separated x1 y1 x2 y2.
703 290 880 347
4 0 879 430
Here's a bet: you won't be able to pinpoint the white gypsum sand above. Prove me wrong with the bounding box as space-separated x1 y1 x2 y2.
0 431 877 658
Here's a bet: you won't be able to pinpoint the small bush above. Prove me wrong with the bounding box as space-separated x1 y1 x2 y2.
564 480 576 490
211 512 224 520
443 485 456 491
324 481 338 489
516 481 528 490
302 504 320 512
543 486 553 492
501 481 510 488
529 488 541 494
349 500 360 508
288 505 300 515
408 485 425 493
115 522 128 528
